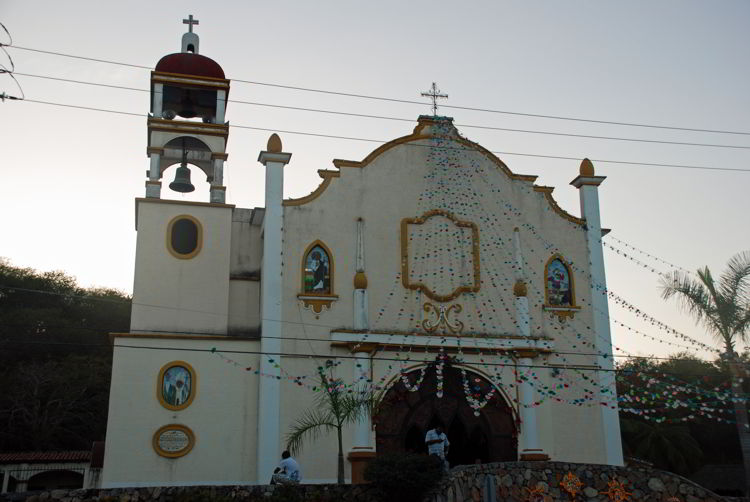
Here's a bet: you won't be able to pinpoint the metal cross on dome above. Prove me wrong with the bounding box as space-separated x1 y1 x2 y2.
421 82 448 116
183 15 199 33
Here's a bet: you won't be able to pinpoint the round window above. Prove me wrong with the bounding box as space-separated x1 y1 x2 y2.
167 216 202 259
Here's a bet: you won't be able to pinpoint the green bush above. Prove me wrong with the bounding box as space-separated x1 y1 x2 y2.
364 453 443 502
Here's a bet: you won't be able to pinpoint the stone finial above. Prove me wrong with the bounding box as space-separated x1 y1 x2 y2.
580 158 595 176
353 271 368 290
513 280 528 297
267 133 282 153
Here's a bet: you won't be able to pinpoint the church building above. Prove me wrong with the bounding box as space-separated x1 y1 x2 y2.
102 18 623 487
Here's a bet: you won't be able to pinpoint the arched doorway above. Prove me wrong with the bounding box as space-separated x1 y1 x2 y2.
374 362 517 467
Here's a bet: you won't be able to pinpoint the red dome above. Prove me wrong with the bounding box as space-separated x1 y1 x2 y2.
155 53 225 79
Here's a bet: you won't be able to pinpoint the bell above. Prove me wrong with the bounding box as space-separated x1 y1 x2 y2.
169 163 195 193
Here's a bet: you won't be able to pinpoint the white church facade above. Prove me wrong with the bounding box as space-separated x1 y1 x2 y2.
102 19 623 487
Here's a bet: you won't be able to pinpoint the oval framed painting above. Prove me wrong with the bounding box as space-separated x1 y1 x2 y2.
152 424 195 458
157 361 196 411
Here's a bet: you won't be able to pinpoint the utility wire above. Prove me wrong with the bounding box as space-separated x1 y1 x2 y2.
0 338 739 379
15 98 750 174
6 44 750 137
1 321 732 364
13 72 750 151
0 25 24 101
0 285 734 366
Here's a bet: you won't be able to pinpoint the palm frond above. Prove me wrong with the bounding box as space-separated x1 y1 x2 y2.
733 307 750 346
720 251 750 302
661 271 714 324
285 407 336 456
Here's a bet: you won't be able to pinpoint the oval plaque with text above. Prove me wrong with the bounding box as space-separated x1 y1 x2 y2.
153 424 195 458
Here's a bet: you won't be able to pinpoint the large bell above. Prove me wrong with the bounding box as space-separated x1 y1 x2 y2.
169 163 195 193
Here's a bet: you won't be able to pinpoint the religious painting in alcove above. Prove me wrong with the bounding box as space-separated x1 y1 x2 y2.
158 362 195 410
546 258 572 306
374 362 517 467
303 245 331 294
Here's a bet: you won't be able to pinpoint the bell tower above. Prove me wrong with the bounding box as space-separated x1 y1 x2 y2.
127 16 234 337
146 14 230 203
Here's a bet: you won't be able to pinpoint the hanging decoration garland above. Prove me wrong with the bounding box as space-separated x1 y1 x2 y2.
400 363 427 392
204 119 737 425
605 234 693 275
460 367 496 416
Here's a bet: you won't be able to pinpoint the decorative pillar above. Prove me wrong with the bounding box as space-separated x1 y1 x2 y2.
1 470 9 493
145 148 162 198
512 227 548 460
353 218 369 330
517 350 547 461
514 288 549 460
210 153 227 204
570 158 624 466
152 83 164 118
347 343 376 484
216 90 226 124
256 133 291 483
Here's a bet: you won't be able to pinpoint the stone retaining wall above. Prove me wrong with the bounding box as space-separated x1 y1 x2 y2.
429 461 729 502
0 484 378 502
0 461 730 502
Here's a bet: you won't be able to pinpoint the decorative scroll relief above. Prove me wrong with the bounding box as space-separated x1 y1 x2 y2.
422 303 464 334
401 209 480 302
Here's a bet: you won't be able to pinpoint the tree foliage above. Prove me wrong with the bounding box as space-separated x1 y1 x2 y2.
0 258 131 451
617 352 746 474
285 361 380 484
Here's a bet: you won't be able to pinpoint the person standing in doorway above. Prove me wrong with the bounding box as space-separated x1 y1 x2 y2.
425 424 450 473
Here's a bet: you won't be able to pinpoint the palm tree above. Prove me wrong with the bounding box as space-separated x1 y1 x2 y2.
285 363 380 484
661 251 750 495
621 418 703 474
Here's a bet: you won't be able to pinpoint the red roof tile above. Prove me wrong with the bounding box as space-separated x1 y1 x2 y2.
0 451 91 464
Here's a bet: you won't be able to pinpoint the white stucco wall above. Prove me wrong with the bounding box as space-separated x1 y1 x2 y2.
278 117 610 466
102 336 260 487
130 199 233 336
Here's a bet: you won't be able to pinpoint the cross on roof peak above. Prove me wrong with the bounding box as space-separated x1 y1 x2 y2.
421 82 448 116
183 14 199 33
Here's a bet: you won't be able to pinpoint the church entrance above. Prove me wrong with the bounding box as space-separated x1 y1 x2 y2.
374 361 517 467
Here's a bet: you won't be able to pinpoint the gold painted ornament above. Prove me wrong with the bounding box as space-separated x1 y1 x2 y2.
523 484 547 502
559 471 584 499
422 303 463 334
601 479 632 502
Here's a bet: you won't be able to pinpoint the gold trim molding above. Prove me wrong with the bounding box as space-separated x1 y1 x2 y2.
283 170 340 206
401 209 480 302
297 294 339 314
533 186 585 226
157 361 197 411
282 116 584 226
543 254 580 319
166 214 203 260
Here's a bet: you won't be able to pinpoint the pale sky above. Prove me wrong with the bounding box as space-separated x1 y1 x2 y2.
1 1 748 360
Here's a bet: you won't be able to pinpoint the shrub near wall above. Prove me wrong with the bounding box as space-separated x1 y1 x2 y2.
429 461 729 502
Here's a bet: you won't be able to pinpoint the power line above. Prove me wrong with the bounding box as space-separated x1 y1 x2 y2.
15 98 750 174
0 338 739 379
13 71 750 151
0 285 734 366
1 321 733 364
6 44 750 137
